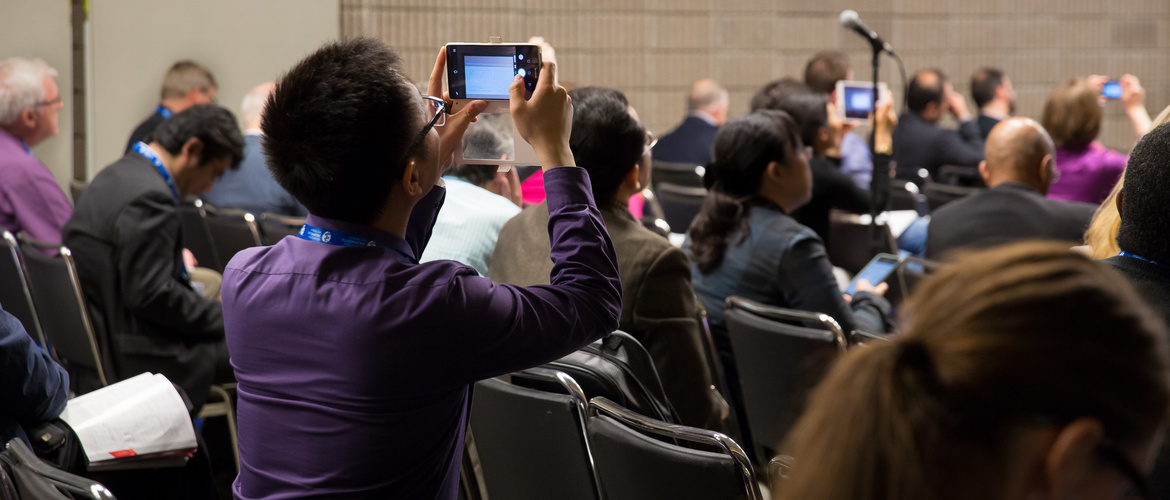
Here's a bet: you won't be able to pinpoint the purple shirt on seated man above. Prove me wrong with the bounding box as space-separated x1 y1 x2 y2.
221 39 621 500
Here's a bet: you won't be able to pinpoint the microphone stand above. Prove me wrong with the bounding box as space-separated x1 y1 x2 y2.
867 42 890 259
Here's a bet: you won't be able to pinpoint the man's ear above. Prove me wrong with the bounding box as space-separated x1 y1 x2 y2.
1041 418 1104 500
977 160 989 183
625 164 641 191
400 160 423 197
180 137 204 168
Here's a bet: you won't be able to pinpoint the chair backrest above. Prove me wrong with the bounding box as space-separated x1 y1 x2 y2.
651 160 706 190
69 181 87 206
587 397 761 500
258 213 306 245
470 369 600 500
848 329 891 347
656 183 708 234
0 232 46 348
937 165 986 187
826 214 898 276
723 296 842 466
888 179 929 216
202 205 262 268
17 236 109 387
1 439 115 500
925 182 983 212
177 201 222 272
694 299 730 406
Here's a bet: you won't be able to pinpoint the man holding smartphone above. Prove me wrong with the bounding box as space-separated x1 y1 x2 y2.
221 39 621 499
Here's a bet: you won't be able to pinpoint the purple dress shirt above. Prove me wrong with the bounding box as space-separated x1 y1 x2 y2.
0 129 72 245
1048 142 1127 205
222 167 621 500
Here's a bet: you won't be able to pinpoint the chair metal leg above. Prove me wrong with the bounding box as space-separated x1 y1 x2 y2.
198 384 239 472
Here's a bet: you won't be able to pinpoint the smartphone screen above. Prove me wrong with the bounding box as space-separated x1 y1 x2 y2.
842 86 875 120
447 44 540 101
846 255 898 295
1102 81 1122 99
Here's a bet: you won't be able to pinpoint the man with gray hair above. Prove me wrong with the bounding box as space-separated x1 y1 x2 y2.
653 78 728 166
125 60 217 154
202 82 306 216
0 56 71 246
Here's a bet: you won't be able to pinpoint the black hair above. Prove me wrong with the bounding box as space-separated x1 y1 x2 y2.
750 78 811 113
689 110 802 274
804 51 852 94
261 38 421 224
774 92 828 148
970 67 1005 109
147 104 244 169
1118 122 1170 263
447 124 510 187
907 68 947 114
567 86 645 206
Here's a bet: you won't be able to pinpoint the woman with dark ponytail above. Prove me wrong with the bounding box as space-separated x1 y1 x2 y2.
685 110 891 352
776 241 1170 500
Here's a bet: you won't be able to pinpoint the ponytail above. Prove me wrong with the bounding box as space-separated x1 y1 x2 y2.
689 186 752 274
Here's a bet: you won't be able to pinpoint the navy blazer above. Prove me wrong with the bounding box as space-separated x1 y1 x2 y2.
653 115 719 166
893 112 984 183
0 304 69 445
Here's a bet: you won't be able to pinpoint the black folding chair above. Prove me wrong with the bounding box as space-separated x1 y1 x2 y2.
0 232 46 348
178 200 221 272
925 182 982 212
651 160 706 190
470 368 600 500
848 329 892 347
723 296 844 467
202 205 262 269
826 213 898 276
638 189 671 237
657 183 707 235
889 179 929 216
0 439 115 499
587 397 761 500
938 165 986 187
258 213 306 245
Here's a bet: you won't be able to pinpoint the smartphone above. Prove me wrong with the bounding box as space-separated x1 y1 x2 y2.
835 80 889 124
446 43 541 106
846 253 899 295
1102 80 1122 99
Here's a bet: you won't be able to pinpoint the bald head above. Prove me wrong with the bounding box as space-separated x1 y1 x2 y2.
981 117 1056 192
241 82 277 131
688 78 729 124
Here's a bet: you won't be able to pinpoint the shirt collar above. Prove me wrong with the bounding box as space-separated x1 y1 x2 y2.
304 214 416 261
244 129 263 137
0 128 34 157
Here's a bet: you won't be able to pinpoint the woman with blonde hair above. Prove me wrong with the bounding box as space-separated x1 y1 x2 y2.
775 241 1170 500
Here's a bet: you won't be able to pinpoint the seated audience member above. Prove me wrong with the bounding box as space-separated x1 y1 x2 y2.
221 39 621 499
125 60 217 154
776 242 1169 500
970 67 1016 140
893 69 984 184
202 82 306 217
653 78 728 166
0 57 71 246
419 125 522 276
63 105 243 408
686 109 891 371
926 118 1095 259
0 303 69 446
804 51 872 189
490 86 725 429
1042 75 1149 205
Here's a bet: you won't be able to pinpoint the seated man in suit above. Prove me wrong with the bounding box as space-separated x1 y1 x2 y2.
491 86 727 430
64 105 244 409
124 60 217 155
893 69 984 184
926 117 1096 260
653 78 728 167
0 303 69 446
971 67 1016 140
202 82 307 217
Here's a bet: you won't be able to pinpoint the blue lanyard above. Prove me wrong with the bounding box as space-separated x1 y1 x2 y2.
297 224 378 248
156 105 173 119
18 139 32 157
132 142 179 200
1118 251 1170 273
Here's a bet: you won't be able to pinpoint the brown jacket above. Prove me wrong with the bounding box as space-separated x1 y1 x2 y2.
489 201 725 429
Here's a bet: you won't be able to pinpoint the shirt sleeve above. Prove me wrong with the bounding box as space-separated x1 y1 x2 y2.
114 192 223 339
839 133 873 190
0 306 69 427
10 160 73 247
431 167 622 386
778 233 889 334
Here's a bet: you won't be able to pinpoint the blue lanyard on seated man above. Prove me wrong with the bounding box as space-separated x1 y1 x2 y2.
132 141 188 279
1118 251 1170 274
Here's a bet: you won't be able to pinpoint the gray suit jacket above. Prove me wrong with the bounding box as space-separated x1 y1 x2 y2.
490 202 725 429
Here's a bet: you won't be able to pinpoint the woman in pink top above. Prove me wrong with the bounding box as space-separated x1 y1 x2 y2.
1041 75 1150 204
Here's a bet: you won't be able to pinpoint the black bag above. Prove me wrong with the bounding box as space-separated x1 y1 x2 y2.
517 331 680 424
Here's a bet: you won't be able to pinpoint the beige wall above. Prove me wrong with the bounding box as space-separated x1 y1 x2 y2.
342 0 1169 153
88 0 340 176
0 0 74 192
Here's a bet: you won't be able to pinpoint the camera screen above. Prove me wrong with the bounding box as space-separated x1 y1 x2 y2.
846 258 897 295
464 56 515 99
447 44 540 101
843 86 874 119
1102 81 1122 99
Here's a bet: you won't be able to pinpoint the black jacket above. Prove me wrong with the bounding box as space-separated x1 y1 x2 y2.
124 112 166 155
925 182 1096 260
893 112 984 183
653 115 719 167
62 152 223 406
977 113 1002 141
790 156 871 250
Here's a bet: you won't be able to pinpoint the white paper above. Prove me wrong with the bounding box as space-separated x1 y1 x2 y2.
58 373 198 463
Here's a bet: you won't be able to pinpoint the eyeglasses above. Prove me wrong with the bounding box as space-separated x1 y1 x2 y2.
1097 438 1153 500
399 95 449 167
34 97 62 108
645 129 658 150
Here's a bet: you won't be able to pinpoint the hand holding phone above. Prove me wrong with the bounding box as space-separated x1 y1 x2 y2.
845 254 898 296
510 60 574 171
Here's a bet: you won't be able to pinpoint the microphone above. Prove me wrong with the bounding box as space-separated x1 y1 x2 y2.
839 10 894 54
